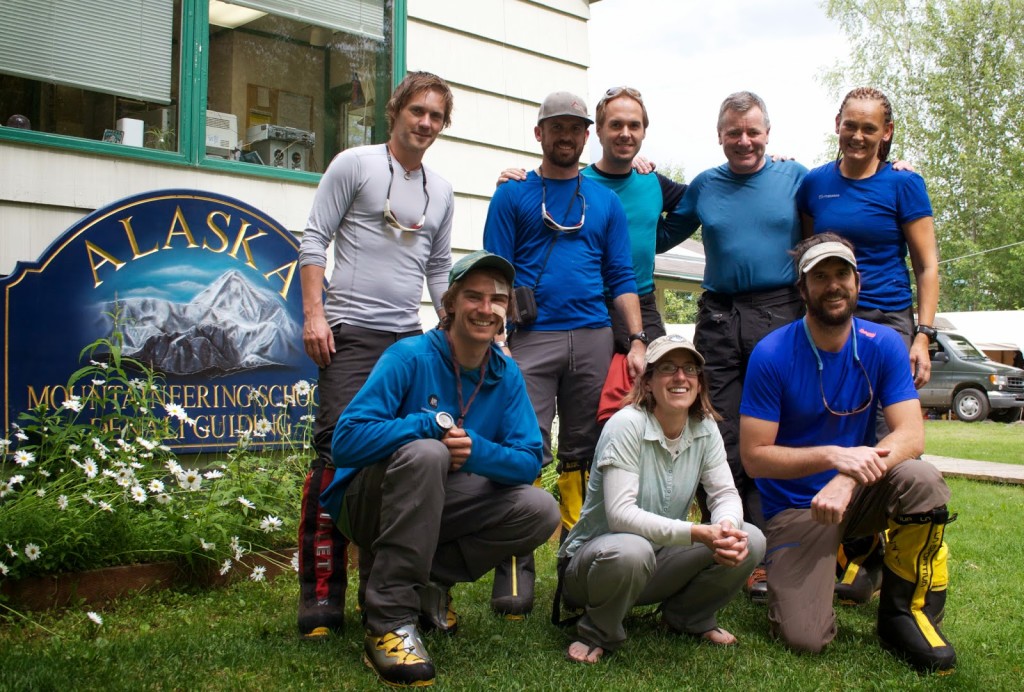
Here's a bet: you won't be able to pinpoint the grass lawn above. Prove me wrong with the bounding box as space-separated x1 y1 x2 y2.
925 420 1024 465
2 477 1023 690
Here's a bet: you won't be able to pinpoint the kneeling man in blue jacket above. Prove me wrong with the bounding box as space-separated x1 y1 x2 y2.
320 250 559 688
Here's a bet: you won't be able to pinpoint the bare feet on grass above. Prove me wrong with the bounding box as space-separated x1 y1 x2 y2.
566 640 604 663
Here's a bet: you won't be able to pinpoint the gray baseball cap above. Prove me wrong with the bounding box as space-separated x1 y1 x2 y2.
538 91 593 124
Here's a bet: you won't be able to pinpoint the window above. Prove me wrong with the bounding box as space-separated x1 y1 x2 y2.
0 0 180 150
207 0 391 173
0 0 396 176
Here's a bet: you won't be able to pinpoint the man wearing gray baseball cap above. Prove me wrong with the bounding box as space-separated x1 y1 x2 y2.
483 91 645 618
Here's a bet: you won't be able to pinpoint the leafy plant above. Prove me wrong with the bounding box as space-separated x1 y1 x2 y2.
0 318 309 584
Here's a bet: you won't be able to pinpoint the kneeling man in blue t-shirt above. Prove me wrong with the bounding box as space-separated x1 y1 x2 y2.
739 233 955 674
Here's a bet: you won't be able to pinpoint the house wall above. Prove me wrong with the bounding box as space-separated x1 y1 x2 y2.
0 0 597 279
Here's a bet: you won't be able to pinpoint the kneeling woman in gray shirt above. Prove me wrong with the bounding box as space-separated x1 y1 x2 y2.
558 335 766 663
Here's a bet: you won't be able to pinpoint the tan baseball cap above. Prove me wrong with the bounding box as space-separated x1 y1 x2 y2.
644 334 705 367
798 241 858 274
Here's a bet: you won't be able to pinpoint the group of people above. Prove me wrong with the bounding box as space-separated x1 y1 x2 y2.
294 71 957 687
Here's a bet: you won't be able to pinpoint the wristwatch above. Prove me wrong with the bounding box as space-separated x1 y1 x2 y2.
435 411 455 432
628 331 649 346
915 324 937 341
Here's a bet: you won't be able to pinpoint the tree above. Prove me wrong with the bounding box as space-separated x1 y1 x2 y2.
823 0 1024 310
663 289 698 324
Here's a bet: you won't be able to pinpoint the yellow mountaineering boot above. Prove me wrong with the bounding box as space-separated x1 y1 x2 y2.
877 506 957 674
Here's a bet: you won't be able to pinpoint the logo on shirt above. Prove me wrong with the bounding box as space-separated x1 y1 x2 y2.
818 193 841 200
427 395 439 409
858 327 877 339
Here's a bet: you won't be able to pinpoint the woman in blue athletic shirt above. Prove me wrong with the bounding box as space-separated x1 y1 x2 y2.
797 87 938 390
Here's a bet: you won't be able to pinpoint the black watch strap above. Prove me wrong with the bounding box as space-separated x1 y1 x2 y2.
915 324 937 340
628 331 649 345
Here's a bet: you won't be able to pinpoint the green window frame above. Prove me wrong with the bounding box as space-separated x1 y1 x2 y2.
0 0 407 183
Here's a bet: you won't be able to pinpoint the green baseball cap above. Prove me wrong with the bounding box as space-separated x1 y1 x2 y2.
449 250 515 285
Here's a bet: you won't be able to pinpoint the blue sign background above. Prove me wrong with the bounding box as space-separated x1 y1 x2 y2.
2 190 318 451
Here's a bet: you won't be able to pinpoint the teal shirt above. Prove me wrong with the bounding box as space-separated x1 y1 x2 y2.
582 166 684 296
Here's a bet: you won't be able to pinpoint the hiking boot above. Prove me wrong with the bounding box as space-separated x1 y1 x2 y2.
363 624 436 687
419 581 458 635
297 466 347 639
835 533 884 605
491 552 535 619
745 565 768 604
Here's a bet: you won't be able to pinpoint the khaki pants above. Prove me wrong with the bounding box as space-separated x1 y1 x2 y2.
764 459 950 653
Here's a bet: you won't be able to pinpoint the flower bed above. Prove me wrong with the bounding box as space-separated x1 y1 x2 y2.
1 324 310 612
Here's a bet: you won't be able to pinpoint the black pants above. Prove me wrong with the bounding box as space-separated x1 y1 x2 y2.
694 286 804 529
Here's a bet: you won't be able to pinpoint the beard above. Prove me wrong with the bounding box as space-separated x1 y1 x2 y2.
806 289 857 326
543 140 583 168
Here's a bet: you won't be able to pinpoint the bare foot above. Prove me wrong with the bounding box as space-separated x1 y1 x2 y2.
701 627 737 646
566 640 605 663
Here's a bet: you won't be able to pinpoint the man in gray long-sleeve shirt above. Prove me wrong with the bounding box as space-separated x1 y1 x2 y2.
295 71 455 639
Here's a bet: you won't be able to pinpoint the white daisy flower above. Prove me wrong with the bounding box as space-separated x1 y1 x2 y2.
68 443 81 452
130 486 147 503
91 378 106 386
99 501 114 512
293 380 312 396
237 496 256 510
176 469 202 491
24 543 41 561
15 431 28 441
82 459 98 479
13 450 34 467
0 561 8 576
37 468 50 478
136 437 157 451
165 459 183 476
87 611 103 625
0 438 10 449
253 417 273 437
219 559 233 576
155 493 171 505
290 552 300 572
9 475 25 486
82 492 96 505
57 494 69 510
0 481 11 499
249 565 267 582
203 470 224 480
6 544 17 557
35 489 46 498
200 539 216 551
164 403 187 421
259 515 283 533
148 479 165 493
62 396 83 412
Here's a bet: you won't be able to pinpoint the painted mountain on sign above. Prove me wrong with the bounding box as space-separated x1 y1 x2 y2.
112 270 301 376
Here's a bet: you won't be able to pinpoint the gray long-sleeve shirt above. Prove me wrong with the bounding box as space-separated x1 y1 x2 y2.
300 143 453 331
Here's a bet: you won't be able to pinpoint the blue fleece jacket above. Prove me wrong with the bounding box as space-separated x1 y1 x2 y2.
319 329 544 521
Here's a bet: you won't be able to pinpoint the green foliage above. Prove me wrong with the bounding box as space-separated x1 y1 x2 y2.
1 477 1021 690
823 0 1024 310
663 289 698 324
1 319 308 583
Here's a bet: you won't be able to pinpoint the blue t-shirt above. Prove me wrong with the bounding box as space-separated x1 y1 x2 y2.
581 166 686 296
658 157 807 294
483 171 636 331
740 317 919 520
796 161 933 312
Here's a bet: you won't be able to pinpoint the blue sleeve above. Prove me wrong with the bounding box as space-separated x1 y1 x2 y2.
875 329 920 408
657 179 701 253
460 363 543 485
331 348 439 468
656 172 688 213
483 185 519 282
602 194 639 298
795 173 813 216
740 340 785 423
895 171 933 225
